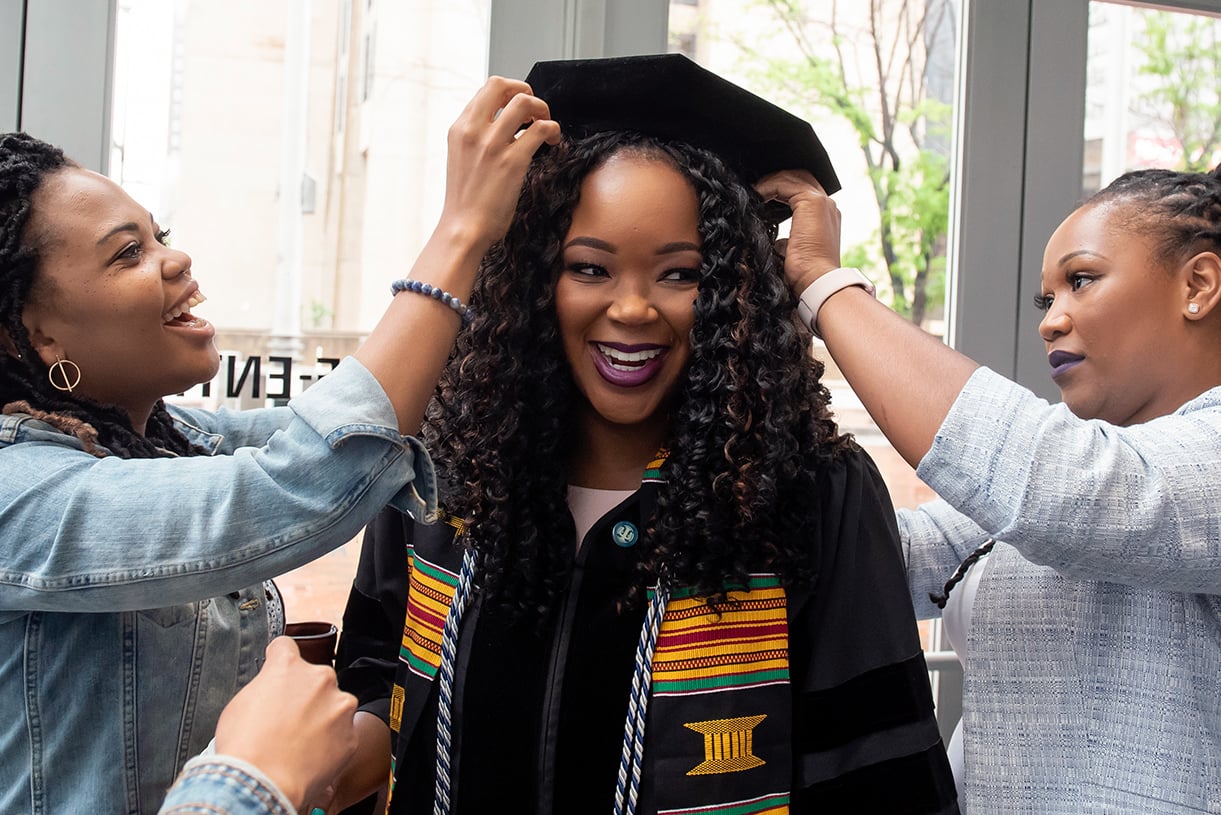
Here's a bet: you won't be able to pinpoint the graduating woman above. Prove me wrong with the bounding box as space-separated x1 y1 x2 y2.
335 55 957 815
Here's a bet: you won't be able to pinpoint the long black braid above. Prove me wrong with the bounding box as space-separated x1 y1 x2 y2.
928 538 995 609
425 131 851 619
0 132 202 458
936 164 1221 609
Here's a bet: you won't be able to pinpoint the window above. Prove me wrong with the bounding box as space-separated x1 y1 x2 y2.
1084 2 1221 194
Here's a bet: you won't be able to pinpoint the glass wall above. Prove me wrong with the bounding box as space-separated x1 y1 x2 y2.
109 0 493 410
1083 2 1221 195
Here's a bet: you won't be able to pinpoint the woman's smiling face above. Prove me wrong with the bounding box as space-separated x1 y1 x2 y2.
555 151 702 433
21 168 217 429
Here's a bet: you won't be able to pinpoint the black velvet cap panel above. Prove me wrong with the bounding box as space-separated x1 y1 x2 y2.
524 53 840 221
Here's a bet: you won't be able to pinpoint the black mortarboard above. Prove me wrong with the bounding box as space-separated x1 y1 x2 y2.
524 53 839 222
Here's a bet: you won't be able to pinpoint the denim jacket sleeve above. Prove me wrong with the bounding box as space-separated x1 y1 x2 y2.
916 366 1221 593
0 357 437 612
167 401 296 454
158 755 296 815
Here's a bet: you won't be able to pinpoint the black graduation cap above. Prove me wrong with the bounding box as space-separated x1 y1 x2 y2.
524 53 839 222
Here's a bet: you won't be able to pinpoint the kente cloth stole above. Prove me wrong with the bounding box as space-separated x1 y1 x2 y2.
643 450 792 812
388 515 466 792
388 449 794 813
390 556 794 814
646 576 793 815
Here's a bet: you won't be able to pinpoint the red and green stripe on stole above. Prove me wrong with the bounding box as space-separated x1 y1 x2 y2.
650 574 790 696
389 545 464 792
398 547 461 682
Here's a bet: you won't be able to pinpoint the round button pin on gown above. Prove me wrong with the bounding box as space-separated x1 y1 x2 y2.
612 521 639 548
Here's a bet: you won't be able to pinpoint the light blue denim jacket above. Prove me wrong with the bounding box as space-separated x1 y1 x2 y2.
0 358 436 815
157 756 295 815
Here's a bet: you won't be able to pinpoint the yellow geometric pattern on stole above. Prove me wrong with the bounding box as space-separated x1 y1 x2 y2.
440 510 466 536
390 684 406 733
683 714 768 775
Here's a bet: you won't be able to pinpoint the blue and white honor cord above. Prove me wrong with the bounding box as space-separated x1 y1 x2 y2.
433 548 477 815
431 555 669 815
613 582 670 815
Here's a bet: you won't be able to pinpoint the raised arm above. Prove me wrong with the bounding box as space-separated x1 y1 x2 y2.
355 77 560 435
758 170 1221 593
0 79 558 613
756 170 977 467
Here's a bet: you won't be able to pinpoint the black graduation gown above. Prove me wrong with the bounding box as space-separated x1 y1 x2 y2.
337 446 958 814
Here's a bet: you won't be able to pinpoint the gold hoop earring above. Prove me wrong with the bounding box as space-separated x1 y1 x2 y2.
48 356 81 393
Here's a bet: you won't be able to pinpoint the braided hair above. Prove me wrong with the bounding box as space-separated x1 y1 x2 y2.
425 131 852 618
935 163 1221 609
1086 164 1221 264
0 132 201 458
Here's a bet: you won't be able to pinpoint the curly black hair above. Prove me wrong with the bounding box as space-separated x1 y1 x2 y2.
0 131 201 458
424 131 852 617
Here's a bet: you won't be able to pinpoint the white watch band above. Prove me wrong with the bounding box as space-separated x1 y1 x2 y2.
796 267 876 339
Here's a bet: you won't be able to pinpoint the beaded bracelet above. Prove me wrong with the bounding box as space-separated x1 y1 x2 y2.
390 279 473 327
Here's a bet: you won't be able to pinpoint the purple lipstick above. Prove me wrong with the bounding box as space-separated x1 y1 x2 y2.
1048 349 1084 379
590 341 668 387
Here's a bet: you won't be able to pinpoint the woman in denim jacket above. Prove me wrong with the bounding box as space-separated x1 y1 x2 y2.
0 79 558 814
760 165 1221 813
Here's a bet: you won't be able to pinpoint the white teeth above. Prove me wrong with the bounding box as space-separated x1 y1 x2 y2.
163 291 207 324
596 343 662 365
